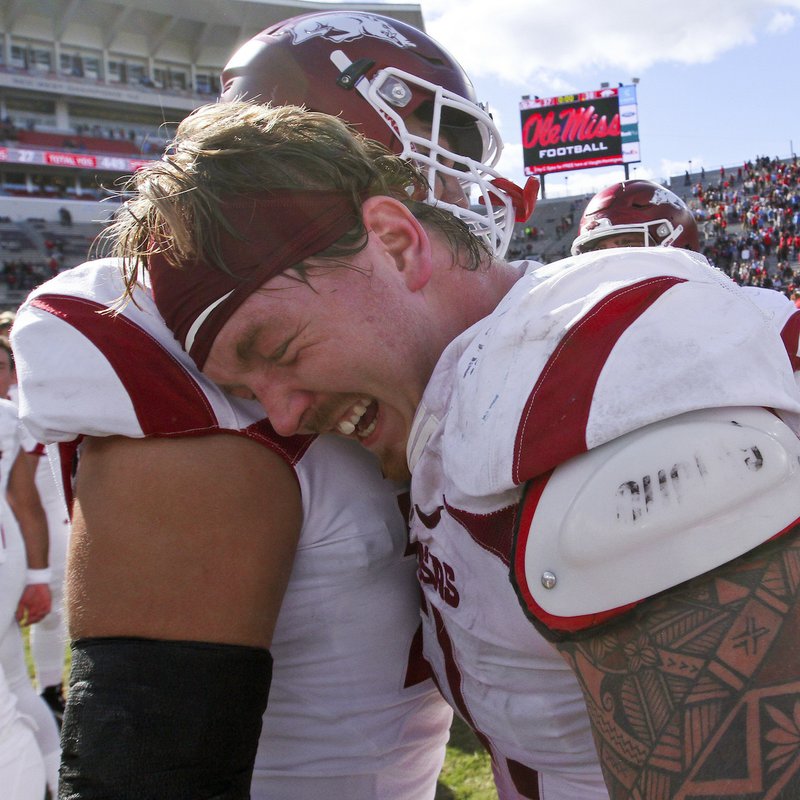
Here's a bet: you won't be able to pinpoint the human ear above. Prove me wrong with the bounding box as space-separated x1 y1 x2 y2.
361 196 433 291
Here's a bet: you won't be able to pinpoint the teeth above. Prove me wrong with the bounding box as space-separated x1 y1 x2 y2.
336 398 372 436
358 418 377 438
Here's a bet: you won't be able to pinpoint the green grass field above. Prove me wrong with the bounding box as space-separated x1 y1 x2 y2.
436 717 497 799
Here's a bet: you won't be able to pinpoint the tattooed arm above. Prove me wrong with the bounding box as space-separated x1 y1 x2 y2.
555 526 800 800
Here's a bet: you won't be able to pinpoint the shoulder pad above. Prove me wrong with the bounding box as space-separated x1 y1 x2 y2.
512 406 800 638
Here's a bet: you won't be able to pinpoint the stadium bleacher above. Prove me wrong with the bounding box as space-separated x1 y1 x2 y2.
507 155 800 300
15 129 140 157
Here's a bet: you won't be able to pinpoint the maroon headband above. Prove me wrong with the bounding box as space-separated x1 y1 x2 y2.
149 190 363 368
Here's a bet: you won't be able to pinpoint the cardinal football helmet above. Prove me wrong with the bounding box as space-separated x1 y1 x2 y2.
220 11 537 256
571 179 699 256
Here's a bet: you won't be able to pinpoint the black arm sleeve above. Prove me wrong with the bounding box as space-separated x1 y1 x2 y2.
60 637 273 800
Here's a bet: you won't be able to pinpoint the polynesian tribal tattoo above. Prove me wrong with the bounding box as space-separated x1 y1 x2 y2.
556 527 800 800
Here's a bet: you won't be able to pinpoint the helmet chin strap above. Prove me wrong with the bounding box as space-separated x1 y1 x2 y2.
331 50 372 100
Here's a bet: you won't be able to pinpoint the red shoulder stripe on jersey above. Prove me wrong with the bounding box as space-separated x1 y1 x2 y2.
512 276 686 484
31 294 313 471
31 294 218 435
241 419 314 467
780 308 800 371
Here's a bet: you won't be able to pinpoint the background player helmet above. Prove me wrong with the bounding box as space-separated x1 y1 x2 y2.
219 11 537 257
571 179 700 256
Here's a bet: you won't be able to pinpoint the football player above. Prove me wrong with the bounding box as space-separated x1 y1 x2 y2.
12 12 537 800
571 179 699 254
570 178 800 387
0 337 59 795
133 101 800 800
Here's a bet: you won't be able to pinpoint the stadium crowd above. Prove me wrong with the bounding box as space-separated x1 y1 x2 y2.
688 154 800 297
504 154 800 297
0 261 52 292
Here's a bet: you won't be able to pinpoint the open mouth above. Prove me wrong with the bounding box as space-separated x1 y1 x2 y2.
336 398 378 439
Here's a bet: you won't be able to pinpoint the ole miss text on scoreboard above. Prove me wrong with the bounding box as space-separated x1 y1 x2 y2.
519 85 640 176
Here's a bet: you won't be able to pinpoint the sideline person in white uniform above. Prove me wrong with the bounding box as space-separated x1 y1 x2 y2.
2 310 71 726
0 665 45 800
27 443 70 723
0 337 60 795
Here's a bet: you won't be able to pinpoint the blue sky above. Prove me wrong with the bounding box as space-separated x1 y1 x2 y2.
416 0 800 198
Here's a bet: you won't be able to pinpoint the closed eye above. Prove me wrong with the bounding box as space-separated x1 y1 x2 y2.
268 322 309 366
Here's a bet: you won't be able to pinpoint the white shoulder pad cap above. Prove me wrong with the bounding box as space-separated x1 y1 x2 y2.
515 406 800 625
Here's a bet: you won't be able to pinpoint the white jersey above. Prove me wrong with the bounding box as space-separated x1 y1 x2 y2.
0 408 27 736
407 248 800 799
0 398 35 563
741 285 800 381
0 400 22 564
12 258 451 799
0 400 22 498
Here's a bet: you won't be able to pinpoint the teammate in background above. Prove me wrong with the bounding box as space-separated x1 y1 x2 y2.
570 179 699 255
569 178 800 380
0 311 15 337
0 336 60 795
0 311 70 728
26 442 69 726
11 13 538 800
124 102 800 800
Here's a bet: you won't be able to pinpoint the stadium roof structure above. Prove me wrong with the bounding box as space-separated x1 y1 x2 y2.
0 0 425 231
0 0 425 68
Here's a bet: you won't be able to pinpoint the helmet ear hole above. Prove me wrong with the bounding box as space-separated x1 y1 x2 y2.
655 223 670 240
374 75 412 107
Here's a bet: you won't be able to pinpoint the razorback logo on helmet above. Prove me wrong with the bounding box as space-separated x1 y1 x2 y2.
284 13 417 48
651 186 689 210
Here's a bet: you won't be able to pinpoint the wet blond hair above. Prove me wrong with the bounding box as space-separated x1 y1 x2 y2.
99 101 488 299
